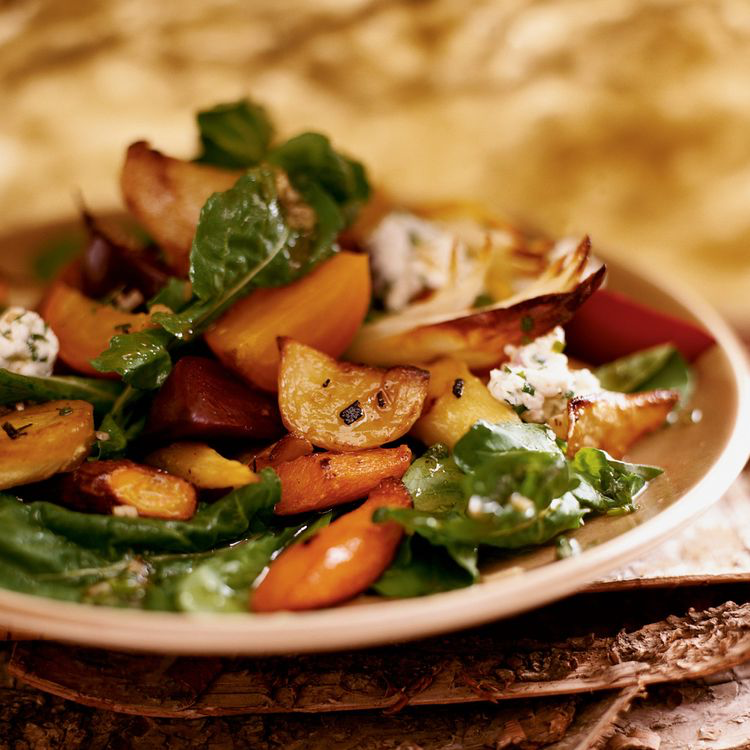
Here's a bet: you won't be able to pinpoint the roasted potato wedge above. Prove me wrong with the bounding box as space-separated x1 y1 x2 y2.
62 459 197 520
205 252 371 392
146 356 282 443
242 433 314 471
274 445 412 515
145 442 258 489
121 141 241 275
252 477 411 611
0 400 95 490
278 338 429 451
346 240 605 368
550 390 679 458
411 359 518 449
40 280 154 376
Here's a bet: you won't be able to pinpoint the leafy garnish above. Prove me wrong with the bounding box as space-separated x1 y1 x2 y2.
0 369 124 416
595 343 693 403
196 99 274 169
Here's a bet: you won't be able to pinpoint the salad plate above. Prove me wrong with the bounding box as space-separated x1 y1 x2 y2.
0 229 747 654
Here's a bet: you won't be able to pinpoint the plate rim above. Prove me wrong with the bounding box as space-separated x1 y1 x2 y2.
0 257 748 655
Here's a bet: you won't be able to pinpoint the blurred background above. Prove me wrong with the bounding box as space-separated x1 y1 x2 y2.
1 0 749 333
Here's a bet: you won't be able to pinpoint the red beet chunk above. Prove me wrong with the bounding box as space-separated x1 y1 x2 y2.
147 356 283 442
565 289 715 365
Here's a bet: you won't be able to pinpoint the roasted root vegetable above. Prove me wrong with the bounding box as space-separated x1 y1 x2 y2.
62 459 197 520
120 142 241 275
245 433 314 471
274 445 412 515
40 280 153 376
205 252 371 392
278 338 429 451
550 390 679 458
411 359 518 449
252 478 411 611
0 400 94 490
146 356 282 443
145 442 258 489
346 239 605 368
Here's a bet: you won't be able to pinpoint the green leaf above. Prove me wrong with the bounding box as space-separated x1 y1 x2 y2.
269 132 370 221
0 369 123 416
196 99 274 168
372 535 476 598
28 469 280 555
90 328 173 390
453 420 562 473
595 344 693 403
33 231 85 281
177 528 295 613
402 444 467 514
147 277 192 311
570 447 662 513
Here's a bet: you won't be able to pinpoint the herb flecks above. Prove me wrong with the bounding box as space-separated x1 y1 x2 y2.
2 421 32 440
520 315 534 333
339 400 364 425
376 390 386 408
58 407 73 416
452 378 465 398
322 378 331 388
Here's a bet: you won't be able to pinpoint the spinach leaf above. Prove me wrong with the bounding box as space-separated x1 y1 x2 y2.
28 469 280 555
570 447 662 513
453 420 562 473
595 344 693 403
196 99 274 169
402 444 467 514
372 535 476 598
0 369 123 416
177 528 296 613
147 277 192 311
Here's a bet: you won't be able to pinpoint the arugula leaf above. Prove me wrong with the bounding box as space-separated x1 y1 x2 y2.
0 369 123 416
570 447 662 513
402 444 467 514
453 420 562 473
91 328 173 389
372 535 476 598
595 344 693 403
28 469 280 555
269 132 370 221
196 99 274 168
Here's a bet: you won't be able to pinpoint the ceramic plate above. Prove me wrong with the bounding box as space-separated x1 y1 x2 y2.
0 227 748 654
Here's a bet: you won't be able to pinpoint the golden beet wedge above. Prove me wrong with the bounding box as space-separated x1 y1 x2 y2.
550 390 679 459
252 477 411 612
62 459 197 520
277 338 429 451
205 252 371 392
40 280 153 376
242 432 315 471
411 358 518 449
0 400 95 490
121 141 241 276
146 442 258 489
274 445 412 515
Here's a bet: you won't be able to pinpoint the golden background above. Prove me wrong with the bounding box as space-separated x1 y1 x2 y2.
1 0 749 331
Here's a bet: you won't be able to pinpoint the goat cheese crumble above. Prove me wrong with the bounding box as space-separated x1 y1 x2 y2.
367 212 471 312
0 307 59 377
488 327 600 423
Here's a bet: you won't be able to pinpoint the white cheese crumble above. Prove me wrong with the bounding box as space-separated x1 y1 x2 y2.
0 307 59 377
367 212 470 312
488 326 600 423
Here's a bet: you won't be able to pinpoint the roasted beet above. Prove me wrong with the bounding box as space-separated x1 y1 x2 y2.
146 356 283 443
80 213 171 300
